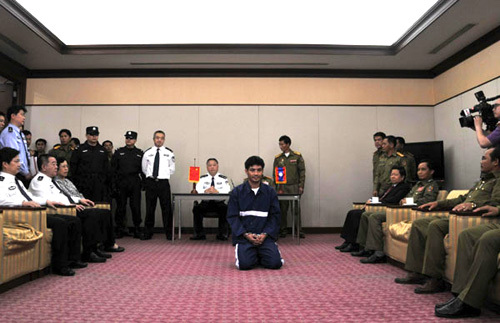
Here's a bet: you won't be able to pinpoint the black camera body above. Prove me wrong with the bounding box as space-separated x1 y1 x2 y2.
459 91 498 131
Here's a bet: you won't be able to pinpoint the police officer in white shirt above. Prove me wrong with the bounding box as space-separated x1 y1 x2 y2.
0 148 86 276
141 130 175 240
190 158 231 241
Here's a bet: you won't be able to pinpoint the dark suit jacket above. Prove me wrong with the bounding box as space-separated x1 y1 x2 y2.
380 182 412 205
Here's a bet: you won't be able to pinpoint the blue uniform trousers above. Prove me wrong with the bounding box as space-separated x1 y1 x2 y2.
235 238 283 270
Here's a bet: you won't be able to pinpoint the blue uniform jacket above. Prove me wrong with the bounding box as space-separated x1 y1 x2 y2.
227 181 281 245
0 123 30 176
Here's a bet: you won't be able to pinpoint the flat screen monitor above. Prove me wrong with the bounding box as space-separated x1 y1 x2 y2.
404 141 445 181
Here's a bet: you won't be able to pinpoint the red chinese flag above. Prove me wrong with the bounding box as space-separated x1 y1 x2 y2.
189 166 201 183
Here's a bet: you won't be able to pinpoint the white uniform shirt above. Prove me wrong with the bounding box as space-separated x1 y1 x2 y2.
0 171 45 206
142 146 175 179
196 172 231 193
28 172 75 205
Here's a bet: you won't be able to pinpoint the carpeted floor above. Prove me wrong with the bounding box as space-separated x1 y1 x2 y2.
0 234 497 322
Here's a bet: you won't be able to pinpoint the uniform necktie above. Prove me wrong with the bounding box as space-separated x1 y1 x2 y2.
153 148 160 178
211 176 215 187
15 178 32 201
52 179 76 204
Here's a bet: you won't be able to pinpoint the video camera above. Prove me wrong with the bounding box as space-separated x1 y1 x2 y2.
459 91 500 131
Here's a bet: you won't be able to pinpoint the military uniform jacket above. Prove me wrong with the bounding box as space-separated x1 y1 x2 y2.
111 146 144 182
142 146 175 179
70 141 110 181
398 150 417 183
48 144 74 162
374 151 402 194
273 150 306 188
372 149 384 182
227 181 281 245
28 172 75 205
0 172 45 206
406 179 440 206
437 172 497 209
196 173 231 193
0 123 30 176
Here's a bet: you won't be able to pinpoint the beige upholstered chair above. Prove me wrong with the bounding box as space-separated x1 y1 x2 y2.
0 207 47 285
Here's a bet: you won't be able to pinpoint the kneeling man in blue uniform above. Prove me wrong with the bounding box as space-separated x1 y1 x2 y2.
227 156 284 270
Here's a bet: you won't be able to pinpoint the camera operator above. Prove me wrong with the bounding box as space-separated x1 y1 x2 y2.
474 99 500 148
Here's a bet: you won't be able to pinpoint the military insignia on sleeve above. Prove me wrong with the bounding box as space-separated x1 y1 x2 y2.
0 176 4 181
8 126 13 133
172 156 175 162
37 176 44 181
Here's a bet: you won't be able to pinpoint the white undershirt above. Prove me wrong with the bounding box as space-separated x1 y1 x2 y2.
251 188 259 195
285 152 290 157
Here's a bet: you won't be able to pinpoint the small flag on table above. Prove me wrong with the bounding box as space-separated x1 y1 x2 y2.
189 166 201 183
275 166 287 184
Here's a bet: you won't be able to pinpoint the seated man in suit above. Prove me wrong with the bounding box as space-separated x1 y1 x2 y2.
227 156 283 270
29 154 112 263
435 205 500 318
190 158 231 241
0 147 86 276
352 166 411 263
395 147 500 293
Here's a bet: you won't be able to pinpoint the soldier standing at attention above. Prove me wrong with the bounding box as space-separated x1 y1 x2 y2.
373 135 402 197
111 131 144 238
372 132 386 191
396 136 417 184
273 135 306 238
141 130 175 240
49 129 74 162
70 126 110 202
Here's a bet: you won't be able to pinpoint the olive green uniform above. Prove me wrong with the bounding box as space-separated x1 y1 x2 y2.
273 150 305 235
452 222 500 308
399 150 417 183
48 144 74 163
358 180 439 251
372 149 384 183
405 172 498 278
373 152 402 196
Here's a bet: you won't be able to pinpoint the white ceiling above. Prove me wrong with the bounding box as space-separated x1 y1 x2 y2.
0 0 499 74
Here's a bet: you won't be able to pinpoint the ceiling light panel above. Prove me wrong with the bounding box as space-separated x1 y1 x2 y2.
17 0 439 46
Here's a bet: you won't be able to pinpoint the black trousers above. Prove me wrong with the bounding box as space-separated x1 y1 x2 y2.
192 201 228 236
77 173 109 203
47 214 82 269
340 209 364 244
145 178 172 236
115 175 142 230
78 208 116 249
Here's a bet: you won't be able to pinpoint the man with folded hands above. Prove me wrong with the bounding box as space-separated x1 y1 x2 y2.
395 147 500 294
0 147 85 276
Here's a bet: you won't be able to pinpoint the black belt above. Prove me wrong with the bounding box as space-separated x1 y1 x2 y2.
147 177 168 182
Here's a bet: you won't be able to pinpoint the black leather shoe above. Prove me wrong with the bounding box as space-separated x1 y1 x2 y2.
95 249 112 259
140 233 153 240
299 232 305 239
351 249 373 257
414 278 446 294
435 297 457 310
435 297 481 318
133 230 142 239
55 266 76 276
335 241 350 250
340 243 359 253
82 252 107 263
190 235 206 240
395 272 426 285
104 245 125 252
360 254 386 264
69 261 88 269
216 234 228 241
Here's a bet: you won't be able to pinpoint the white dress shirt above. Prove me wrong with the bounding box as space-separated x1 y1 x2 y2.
0 171 45 206
28 172 74 205
142 146 175 179
196 172 231 193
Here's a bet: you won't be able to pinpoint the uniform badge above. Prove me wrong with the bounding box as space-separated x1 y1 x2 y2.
9 186 16 190
0 176 4 181
8 126 13 133
427 187 434 192
290 159 297 164
37 176 44 181
275 166 287 184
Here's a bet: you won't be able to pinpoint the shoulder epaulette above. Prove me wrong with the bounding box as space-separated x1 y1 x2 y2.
165 146 173 152
275 153 282 158
396 152 405 157
200 174 208 178
53 144 61 149
219 174 227 179
293 151 301 156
